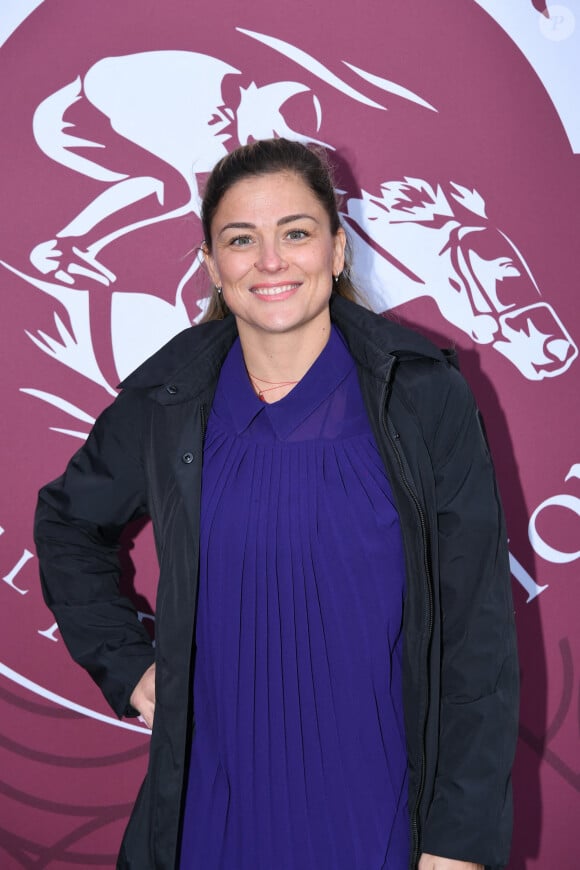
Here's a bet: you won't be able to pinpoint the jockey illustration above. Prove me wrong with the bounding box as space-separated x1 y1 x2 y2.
5 48 326 391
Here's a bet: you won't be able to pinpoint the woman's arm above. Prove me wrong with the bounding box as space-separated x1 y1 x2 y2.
35 389 155 718
419 366 519 867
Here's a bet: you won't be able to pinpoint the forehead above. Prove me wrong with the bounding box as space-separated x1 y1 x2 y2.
212 171 327 223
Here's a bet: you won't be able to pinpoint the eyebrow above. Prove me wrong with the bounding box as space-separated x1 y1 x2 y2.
217 213 319 236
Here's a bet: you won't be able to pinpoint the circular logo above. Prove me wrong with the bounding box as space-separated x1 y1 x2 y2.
539 5 576 41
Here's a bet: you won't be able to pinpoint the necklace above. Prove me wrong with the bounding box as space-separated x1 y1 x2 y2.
247 371 300 402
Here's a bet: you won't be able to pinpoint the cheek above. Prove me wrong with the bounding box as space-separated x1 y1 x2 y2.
300 247 335 277
220 252 256 284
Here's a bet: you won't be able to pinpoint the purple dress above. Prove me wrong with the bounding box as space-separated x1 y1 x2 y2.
179 327 409 870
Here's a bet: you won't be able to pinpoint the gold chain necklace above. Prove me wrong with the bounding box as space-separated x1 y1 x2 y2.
247 372 300 402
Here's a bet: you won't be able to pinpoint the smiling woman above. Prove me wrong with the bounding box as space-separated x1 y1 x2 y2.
35 138 518 870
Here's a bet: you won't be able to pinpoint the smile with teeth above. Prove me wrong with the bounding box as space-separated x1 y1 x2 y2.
250 283 301 296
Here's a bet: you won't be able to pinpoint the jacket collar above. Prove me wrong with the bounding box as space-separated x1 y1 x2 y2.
329 295 447 376
119 316 238 404
118 296 447 404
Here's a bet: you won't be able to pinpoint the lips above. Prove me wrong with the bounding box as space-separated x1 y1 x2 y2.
250 283 301 297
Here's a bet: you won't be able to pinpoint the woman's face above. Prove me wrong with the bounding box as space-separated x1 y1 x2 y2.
204 171 346 344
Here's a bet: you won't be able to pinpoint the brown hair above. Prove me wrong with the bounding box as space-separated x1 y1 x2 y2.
199 138 358 321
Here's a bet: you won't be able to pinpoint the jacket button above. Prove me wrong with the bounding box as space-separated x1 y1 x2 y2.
166 384 178 395
182 452 194 464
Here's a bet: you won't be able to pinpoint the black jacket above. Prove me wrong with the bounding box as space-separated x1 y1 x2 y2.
35 296 518 869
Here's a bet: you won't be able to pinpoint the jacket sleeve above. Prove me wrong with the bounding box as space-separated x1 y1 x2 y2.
420 365 519 869
34 389 156 719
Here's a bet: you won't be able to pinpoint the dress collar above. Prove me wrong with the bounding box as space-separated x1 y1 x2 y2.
216 326 355 440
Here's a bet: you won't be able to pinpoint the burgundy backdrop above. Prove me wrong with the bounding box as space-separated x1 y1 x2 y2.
0 1 578 867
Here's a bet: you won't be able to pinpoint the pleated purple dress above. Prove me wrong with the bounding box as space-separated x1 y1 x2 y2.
179 327 409 870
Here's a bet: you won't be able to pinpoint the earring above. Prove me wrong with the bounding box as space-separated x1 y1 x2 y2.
333 273 341 284
215 285 222 294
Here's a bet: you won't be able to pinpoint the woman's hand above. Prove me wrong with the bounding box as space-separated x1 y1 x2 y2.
418 855 483 870
129 662 156 728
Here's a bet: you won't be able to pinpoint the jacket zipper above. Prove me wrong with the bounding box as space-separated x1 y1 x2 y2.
379 379 434 870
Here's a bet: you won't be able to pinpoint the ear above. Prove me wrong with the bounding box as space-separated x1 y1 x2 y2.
202 242 221 287
332 227 347 276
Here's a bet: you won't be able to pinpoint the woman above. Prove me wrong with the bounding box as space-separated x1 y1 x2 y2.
35 138 518 870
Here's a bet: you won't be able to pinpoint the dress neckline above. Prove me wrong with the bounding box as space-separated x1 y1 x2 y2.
214 326 355 440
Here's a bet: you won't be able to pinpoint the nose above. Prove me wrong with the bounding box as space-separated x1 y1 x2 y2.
254 238 288 273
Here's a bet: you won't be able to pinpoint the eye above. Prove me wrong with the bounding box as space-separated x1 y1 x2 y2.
229 234 254 247
286 228 309 241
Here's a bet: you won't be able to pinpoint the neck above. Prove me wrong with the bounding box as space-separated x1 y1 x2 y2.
237 313 332 397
